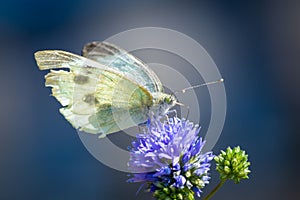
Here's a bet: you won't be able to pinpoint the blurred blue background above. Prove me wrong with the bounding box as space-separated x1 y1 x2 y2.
0 0 299 199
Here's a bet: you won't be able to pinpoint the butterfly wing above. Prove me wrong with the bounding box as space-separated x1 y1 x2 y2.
82 41 163 94
92 70 153 135
35 50 153 136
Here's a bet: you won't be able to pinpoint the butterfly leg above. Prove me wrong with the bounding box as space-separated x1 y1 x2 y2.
185 105 190 120
166 109 177 118
164 109 177 124
165 114 170 124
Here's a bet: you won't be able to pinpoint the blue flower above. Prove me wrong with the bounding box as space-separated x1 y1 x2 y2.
128 117 214 200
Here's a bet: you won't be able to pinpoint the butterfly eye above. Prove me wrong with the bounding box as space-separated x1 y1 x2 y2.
164 96 172 104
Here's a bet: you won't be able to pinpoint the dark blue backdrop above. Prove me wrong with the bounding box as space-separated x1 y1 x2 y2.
0 0 299 199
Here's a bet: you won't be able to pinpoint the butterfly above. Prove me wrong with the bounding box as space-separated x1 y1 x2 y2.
34 42 177 137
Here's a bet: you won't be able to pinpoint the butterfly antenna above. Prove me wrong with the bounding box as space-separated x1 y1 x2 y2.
175 78 224 94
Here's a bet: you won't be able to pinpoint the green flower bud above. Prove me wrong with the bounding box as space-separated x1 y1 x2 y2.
214 146 251 183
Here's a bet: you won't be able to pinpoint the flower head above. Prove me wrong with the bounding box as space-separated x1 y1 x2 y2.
128 117 214 200
214 146 251 183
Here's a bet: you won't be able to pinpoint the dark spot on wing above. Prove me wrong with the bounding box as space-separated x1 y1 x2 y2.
82 42 98 55
74 75 89 84
85 66 93 74
83 42 120 56
97 46 115 56
103 43 120 54
83 93 99 105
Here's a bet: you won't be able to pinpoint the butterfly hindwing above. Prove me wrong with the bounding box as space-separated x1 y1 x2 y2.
92 70 153 135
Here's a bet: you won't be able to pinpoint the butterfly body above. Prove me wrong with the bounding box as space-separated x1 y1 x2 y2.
35 42 176 137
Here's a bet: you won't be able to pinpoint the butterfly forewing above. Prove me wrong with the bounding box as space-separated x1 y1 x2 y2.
82 42 163 94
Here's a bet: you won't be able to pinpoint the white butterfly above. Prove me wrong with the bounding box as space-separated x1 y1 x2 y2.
35 42 177 137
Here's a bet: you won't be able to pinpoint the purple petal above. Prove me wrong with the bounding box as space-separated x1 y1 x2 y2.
192 187 202 197
174 175 186 188
153 166 171 177
158 153 172 159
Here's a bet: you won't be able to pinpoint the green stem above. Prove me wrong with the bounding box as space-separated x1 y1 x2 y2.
203 179 226 200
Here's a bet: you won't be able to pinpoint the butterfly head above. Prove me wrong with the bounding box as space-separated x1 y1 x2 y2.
152 93 177 116
163 94 176 107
